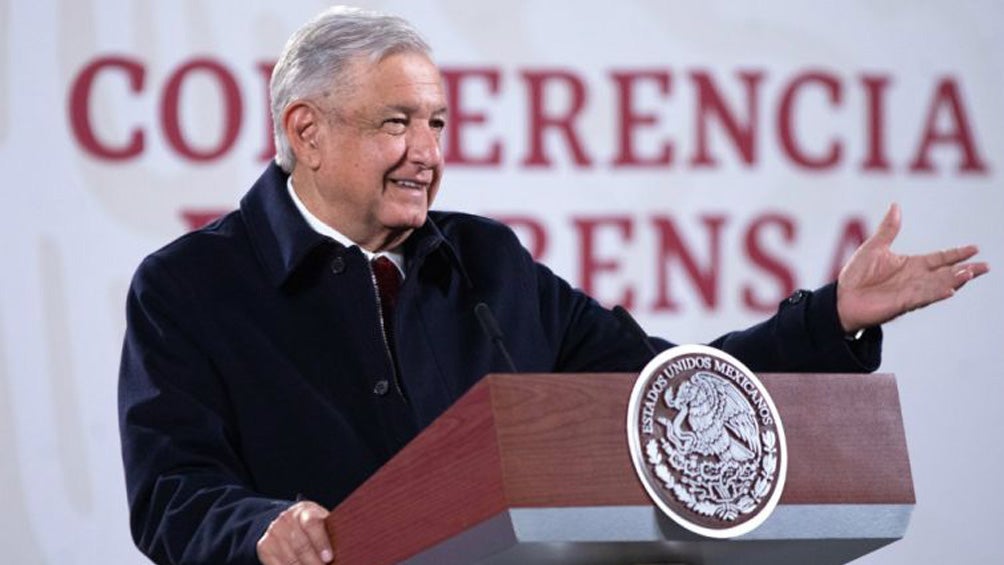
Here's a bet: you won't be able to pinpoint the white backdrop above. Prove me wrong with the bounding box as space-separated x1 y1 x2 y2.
1 0 1001 563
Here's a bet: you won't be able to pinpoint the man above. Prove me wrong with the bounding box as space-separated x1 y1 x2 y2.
118 7 988 565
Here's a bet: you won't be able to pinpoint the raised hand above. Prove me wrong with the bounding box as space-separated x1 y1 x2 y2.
836 203 989 333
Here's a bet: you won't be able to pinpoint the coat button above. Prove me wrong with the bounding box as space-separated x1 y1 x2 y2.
785 289 809 305
330 256 346 274
372 380 390 396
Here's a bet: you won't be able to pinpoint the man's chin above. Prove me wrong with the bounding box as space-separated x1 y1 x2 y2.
403 212 428 229
383 209 428 232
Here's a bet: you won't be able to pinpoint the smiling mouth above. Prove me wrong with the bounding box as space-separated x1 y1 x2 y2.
390 178 428 190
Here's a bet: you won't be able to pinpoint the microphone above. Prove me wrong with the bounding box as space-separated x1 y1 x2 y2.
474 302 518 372
612 305 660 358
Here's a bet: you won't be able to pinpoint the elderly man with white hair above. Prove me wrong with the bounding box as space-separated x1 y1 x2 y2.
118 6 987 565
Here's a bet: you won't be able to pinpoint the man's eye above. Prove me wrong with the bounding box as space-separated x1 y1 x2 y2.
430 118 446 130
383 118 408 132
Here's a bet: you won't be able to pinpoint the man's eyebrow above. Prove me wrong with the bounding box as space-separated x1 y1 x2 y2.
381 104 449 116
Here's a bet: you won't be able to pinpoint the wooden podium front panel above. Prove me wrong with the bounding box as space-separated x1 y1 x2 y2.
488 373 649 506
489 373 914 507
329 372 914 564
767 373 915 504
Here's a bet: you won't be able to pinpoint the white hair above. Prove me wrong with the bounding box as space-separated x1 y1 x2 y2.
269 6 432 172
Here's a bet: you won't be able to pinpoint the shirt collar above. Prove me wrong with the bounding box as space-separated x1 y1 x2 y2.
241 162 461 288
286 176 405 278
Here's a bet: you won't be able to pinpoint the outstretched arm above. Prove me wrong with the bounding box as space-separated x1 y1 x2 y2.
836 203 990 333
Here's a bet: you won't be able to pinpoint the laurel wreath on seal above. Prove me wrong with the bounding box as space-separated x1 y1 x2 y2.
646 429 778 521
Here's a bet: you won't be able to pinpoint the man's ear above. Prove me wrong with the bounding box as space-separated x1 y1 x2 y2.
283 101 324 169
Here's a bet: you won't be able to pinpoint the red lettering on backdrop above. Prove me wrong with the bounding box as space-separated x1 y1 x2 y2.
67 55 991 176
161 58 243 162
909 77 988 174
520 69 592 167
743 213 797 313
690 70 763 167
573 216 636 309
860 74 891 172
180 209 228 230
651 215 726 311
68 56 146 160
493 215 548 260
441 68 503 166
256 61 276 163
611 70 673 167
778 71 843 170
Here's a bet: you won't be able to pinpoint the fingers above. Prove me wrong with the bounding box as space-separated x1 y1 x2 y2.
257 500 334 565
868 202 901 248
952 261 990 289
923 244 980 270
909 261 989 311
300 507 335 564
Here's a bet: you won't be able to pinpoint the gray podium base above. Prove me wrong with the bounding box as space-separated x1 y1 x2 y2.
403 504 912 565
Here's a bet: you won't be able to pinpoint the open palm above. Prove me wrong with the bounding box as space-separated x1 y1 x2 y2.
836 204 989 333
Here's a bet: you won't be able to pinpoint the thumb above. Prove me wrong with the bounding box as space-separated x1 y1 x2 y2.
867 202 901 248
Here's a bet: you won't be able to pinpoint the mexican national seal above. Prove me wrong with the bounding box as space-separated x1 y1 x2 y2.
626 344 787 538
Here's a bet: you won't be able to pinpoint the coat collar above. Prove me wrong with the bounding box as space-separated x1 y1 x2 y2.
240 162 466 288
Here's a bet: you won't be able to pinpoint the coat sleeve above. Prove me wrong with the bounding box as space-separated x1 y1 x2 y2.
703 283 882 373
529 244 880 373
118 255 286 565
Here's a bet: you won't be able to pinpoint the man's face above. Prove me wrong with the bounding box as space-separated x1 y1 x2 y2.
312 51 446 249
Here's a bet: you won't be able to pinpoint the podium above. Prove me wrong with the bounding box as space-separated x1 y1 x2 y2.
327 373 914 564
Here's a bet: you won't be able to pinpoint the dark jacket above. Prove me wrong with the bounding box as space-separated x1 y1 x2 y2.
118 163 880 564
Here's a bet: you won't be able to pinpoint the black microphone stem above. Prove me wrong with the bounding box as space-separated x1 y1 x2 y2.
475 302 519 373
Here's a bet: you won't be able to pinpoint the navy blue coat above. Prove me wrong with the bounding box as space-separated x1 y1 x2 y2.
119 163 880 564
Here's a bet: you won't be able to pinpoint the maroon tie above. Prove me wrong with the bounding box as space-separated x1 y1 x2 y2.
371 256 402 350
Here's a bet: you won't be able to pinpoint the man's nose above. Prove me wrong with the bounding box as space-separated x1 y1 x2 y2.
407 124 442 168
